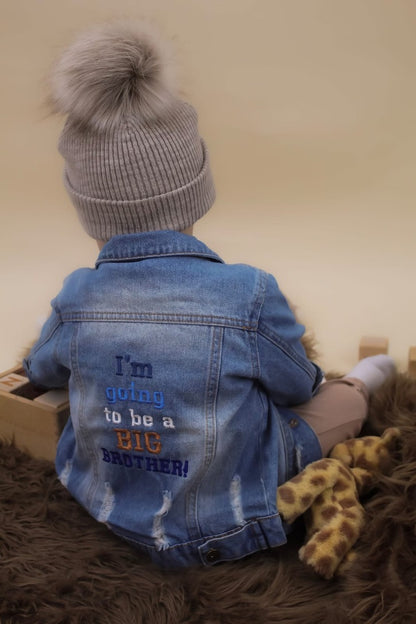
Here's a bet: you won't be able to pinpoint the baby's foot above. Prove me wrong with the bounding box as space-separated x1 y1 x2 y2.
345 354 396 394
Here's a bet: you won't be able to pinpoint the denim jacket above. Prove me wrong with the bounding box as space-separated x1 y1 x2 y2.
24 231 323 568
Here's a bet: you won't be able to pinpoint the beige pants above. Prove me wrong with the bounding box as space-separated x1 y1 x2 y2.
292 377 369 456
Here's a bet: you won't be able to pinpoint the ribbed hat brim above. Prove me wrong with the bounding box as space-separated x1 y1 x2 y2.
64 140 215 240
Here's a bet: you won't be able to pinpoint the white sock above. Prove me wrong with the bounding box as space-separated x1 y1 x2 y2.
345 354 396 394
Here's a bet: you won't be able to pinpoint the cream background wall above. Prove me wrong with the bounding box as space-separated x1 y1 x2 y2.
1 0 415 374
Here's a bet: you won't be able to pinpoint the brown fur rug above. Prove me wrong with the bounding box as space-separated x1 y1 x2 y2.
1 373 415 624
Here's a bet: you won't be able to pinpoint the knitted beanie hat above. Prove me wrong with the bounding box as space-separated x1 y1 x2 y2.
50 21 215 240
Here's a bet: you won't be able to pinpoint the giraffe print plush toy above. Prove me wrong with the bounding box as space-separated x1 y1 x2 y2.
277 427 400 579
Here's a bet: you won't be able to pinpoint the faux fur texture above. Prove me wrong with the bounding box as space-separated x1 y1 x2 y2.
49 21 176 131
1 373 415 623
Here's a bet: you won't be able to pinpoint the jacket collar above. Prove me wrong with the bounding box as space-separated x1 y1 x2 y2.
96 231 224 267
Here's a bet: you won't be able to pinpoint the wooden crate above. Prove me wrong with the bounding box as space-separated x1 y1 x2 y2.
0 365 69 461
358 336 389 360
409 346 416 379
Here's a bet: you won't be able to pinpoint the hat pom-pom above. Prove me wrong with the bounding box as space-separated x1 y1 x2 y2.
49 20 176 131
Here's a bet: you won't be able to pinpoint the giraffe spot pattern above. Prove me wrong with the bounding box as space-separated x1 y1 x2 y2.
334 539 349 558
343 508 358 520
340 520 356 541
316 528 333 543
302 541 317 559
320 505 338 521
301 493 313 507
340 497 358 509
363 438 375 447
310 459 332 470
278 485 295 505
310 475 326 487
333 479 350 493
339 466 352 480
278 434 393 579
291 473 305 484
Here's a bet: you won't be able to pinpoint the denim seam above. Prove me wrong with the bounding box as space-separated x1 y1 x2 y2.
257 391 271 515
277 416 291 485
186 326 224 540
250 270 266 379
96 251 223 266
257 326 316 380
70 324 98 504
30 312 62 355
115 512 282 553
60 312 257 330
249 269 268 327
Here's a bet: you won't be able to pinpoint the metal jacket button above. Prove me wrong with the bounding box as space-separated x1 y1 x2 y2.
289 418 298 428
206 548 220 563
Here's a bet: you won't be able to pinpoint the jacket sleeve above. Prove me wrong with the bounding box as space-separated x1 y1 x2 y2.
256 273 323 407
23 303 70 389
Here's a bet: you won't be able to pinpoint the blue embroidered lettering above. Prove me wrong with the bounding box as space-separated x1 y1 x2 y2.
100 449 189 478
115 355 124 376
146 457 159 472
137 388 151 404
117 387 129 401
106 387 117 404
122 453 133 468
129 381 136 401
153 392 164 409
110 451 123 465
114 355 153 379
104 384 164 409
102 448 111 463
159 458 171 474
131 361 153 379
171 460 184 477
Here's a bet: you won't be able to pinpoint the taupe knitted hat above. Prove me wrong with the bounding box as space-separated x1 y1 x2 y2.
50 21 215 240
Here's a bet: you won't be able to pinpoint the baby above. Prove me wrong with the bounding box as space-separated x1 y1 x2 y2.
24 21 395 568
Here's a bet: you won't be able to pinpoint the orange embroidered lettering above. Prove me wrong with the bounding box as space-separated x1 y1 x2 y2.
113 429 162 454
145 432 162 454
114 428 132 451
132 431 145 452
